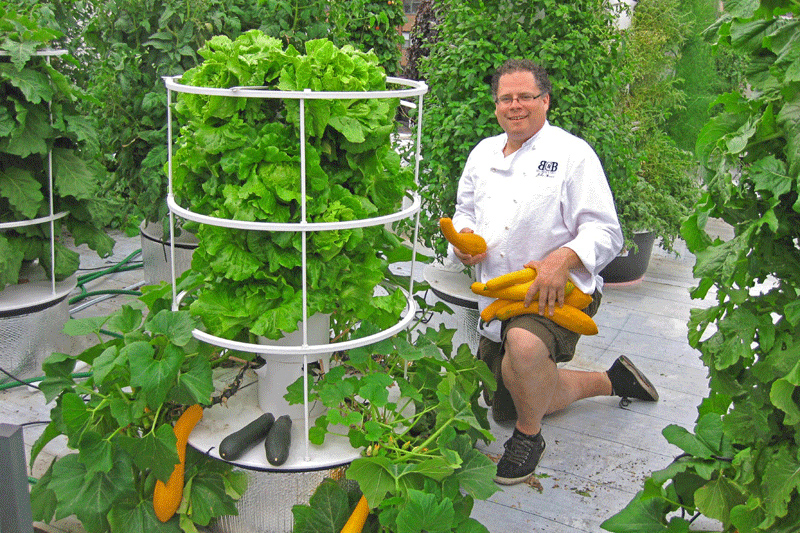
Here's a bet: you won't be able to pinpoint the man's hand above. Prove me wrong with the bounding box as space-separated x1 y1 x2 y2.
523 248 581 316
453 228 487 266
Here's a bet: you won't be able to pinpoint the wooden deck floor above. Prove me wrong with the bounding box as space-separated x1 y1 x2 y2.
1 220 732 533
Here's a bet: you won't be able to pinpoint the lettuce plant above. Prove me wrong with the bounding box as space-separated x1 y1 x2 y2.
170 31 415 342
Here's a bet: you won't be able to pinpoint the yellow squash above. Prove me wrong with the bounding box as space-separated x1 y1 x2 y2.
340 494 370 533
494 301 598 335
439 217 487 256
153 404 203 522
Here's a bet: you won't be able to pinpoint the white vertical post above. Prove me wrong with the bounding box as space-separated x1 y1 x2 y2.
300 89 311 462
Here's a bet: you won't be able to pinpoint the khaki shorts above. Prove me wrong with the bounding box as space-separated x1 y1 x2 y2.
479 291 602 364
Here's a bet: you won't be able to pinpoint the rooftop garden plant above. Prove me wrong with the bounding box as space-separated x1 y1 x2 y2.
29 288 247 532
171 32 415 342
403 0 638 254
611 0 701 253
290 314 498 533
602 0 800 531
0 6 114 291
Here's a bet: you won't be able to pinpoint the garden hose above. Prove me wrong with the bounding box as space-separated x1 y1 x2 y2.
76 248 143 284
69 249 145 305
0 371 92 391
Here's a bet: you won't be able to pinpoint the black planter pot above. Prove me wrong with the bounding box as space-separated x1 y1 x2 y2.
601 231 656 284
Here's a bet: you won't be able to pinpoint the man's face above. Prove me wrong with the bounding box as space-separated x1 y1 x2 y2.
494 70 550 146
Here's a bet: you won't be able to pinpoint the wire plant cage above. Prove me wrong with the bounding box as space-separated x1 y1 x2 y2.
163 70 428 532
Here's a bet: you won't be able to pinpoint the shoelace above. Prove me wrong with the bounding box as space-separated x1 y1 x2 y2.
504 435 538 465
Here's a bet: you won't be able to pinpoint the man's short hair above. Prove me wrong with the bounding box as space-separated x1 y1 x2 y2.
491 59 552 99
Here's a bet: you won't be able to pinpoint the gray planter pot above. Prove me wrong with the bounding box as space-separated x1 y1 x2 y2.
601 231 656 284
139 220 198 285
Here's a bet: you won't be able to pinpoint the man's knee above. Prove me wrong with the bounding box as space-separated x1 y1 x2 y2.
504 327 551 369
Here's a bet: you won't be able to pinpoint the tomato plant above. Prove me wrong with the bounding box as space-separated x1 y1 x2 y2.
0 6 114 290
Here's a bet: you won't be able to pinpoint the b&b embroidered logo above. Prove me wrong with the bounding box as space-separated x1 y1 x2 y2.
537 160 559 177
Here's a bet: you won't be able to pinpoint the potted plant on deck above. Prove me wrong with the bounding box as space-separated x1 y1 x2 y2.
599 0 701 283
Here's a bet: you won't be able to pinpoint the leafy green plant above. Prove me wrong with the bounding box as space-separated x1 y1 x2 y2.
329 0 407 76
170 32 415 342
0 6 114 290
257 0 332 51
602 1 800 531
405 0 631 256
613 0 700 253
76 0 317 230
290 318 498 533
29 287 248 533
665 0 745 153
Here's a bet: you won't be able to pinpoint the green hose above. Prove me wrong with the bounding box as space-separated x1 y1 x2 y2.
76 249 143 285
69 249 145 304
69 288 143 305
0 372 92 391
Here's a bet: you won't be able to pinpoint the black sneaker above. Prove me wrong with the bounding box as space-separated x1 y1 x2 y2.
607 355 659 401
494 428 546 485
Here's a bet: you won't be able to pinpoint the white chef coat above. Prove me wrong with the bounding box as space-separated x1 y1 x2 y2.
451 121 623 342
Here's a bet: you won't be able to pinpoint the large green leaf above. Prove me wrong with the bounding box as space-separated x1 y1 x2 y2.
67 220 115 258
346 457 397 507
107 497 181 533
49 452 134 529
127 341 183 406
4 99 50 156
0 62 54 104
452 447 499 501
77 430 115 475
694 476 747 523
144 309 198 347
763 443 800 520
395 489 455 533
600 490 682 532
53 148 99 200
290 478 352 533
184 469 240 526
117 423 178 483
171 354 214 405
0 166 43 218
661 414 724 460
0 234 24 287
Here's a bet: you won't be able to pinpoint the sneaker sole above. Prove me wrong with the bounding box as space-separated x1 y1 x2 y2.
618 355 659 401
493 444 545 485
493 471 535 485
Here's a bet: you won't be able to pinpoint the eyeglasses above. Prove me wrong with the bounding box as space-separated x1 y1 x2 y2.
494 92 544 106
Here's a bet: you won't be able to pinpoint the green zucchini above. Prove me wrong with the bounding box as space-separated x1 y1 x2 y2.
265 415 292 466
218 412 275 461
